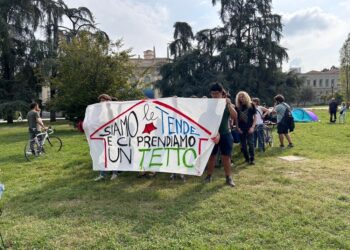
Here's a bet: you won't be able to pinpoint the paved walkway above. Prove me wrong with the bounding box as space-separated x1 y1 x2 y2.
0 118 65 124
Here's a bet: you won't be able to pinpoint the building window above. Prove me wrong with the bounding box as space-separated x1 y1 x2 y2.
307 80 310 86
319 79 323 87
313 80 317 87
325 79 329 87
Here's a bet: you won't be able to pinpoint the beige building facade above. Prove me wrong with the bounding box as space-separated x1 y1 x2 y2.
129 49 169 98
300 66 340 103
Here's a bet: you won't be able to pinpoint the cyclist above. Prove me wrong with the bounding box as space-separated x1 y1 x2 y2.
27 102 47 155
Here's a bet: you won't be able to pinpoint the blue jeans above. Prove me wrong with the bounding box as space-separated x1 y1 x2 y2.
254 124 265 151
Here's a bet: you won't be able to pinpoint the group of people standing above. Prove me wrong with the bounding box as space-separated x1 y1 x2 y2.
204 83 294 187
26 84 293 187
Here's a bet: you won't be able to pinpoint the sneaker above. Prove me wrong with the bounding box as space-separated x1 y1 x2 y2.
94 175 105 181
204 175 213 183
249 160 255 165
280 144 285 148
169 173 176 180
288 143 294 148
137 172 146 178
148 172 156 178
179 174 186 182
225 176 235 187
110 173 118 180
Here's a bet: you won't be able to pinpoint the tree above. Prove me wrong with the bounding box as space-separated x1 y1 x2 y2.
39 0 107 121
157 0 297 104
0 0 44 123
340 33 350 106
298 86 314 106
0 0 105 123
169 22 194 58
52 32 143 122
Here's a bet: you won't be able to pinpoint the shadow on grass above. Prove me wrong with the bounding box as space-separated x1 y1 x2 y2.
5 160 224 236
0 122 78 145
0 154 28 164
0 132 28 145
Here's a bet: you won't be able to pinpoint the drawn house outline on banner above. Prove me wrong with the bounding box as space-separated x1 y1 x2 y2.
89 99 213 169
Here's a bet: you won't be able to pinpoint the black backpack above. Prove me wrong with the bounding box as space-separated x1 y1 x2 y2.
281 103 295 132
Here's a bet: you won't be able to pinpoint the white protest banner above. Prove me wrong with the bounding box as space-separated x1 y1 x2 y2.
83 97 226 176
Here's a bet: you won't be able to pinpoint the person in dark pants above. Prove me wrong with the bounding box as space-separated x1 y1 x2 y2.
235 91 257 165
252 98 269 152
272 95 293 148
328 98 338 123
27 102 47 154
205 83 237 187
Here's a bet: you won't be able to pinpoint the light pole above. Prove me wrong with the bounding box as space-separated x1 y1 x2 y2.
331 82 334 97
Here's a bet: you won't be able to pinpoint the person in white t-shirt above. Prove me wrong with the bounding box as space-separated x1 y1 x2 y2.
252 98 269 152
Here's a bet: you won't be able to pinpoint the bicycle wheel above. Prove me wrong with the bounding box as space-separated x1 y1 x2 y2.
267 129 273 147
264 129 273 147
268 134 273 147
43 136 62 154
24 140 40 161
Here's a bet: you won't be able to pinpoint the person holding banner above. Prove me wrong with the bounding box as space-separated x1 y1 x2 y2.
205 83 237 187
94 94 119 181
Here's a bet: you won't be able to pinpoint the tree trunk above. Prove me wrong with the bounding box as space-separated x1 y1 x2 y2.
346 64 349 108
50 87 56 122
6 114 13 124
50 16 59 122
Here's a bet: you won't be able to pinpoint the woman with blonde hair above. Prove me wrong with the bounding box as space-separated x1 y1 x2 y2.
235 91 257 165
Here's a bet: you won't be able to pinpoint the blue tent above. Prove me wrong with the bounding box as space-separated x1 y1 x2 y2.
292 108 318 122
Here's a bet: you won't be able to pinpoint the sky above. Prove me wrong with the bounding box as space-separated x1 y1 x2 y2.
64 0 350 72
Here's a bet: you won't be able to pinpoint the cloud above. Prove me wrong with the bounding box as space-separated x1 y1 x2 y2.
280 7 348 71
339 0 350 11
64 0 172 58
282 7 341 36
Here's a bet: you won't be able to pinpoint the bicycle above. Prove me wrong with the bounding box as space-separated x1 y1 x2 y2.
24 127 62 161
263 122 276 147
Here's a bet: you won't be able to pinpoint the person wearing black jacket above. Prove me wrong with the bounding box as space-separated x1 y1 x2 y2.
328 98 338 123
235 91 257 165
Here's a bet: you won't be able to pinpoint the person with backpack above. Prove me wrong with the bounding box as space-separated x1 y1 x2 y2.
272 94 294 148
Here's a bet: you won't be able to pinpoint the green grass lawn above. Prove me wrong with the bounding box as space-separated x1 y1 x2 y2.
0 111 349 249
